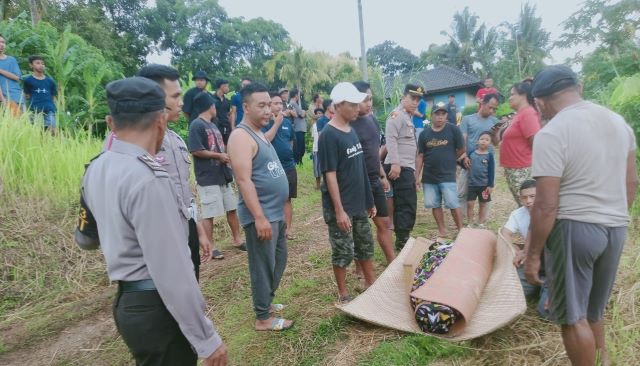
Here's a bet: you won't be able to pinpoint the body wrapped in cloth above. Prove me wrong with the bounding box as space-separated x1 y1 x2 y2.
339 228 526 340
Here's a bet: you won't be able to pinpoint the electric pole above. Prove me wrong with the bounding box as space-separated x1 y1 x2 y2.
357 0 368 81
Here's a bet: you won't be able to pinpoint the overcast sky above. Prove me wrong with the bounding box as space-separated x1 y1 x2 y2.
149 0 594 66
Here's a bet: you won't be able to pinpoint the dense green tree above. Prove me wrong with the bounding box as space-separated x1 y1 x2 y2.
146 0 289 78
367 40 419 77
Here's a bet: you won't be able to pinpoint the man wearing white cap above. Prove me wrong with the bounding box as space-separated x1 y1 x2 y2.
318 82 377 304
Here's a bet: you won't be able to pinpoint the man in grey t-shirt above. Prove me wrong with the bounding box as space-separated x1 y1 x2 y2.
457 94 500 213
525 65 638 366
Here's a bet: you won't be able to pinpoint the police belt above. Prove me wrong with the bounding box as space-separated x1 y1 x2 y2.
119 279 156 292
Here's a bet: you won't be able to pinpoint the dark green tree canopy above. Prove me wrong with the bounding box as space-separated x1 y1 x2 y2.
367 40 419 77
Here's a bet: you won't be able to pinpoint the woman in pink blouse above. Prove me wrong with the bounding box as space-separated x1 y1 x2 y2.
500 79 541 205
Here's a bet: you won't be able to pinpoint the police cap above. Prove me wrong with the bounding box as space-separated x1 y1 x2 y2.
531 65 578 98
404 84 424 97
106 77 166 114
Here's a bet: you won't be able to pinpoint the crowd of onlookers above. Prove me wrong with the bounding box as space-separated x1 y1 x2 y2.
0 34 59 133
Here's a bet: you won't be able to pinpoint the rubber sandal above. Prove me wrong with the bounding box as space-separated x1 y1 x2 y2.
211 249 224 260
270 304 285 313
233 242 247 251
256 318 294 331
286 233 296 240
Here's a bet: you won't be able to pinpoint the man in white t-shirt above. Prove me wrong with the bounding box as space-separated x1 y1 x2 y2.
501 180 547 318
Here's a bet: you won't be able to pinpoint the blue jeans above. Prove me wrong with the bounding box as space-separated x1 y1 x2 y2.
423 182 460 209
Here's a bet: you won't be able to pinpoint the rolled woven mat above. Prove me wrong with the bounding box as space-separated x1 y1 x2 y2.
339 228 526 340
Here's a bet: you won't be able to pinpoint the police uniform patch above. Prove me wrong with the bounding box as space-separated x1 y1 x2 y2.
138 155 169 177
390 112 398 119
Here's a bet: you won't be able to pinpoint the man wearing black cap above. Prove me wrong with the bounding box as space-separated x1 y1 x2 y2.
77 77 227 365
525 64 638 366
183 70 210 122
384 84 422 250
213 78 232 145
415 102 465 236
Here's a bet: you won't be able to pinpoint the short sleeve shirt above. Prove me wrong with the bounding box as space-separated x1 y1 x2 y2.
504 206 530 239
262 118 295 171
459 113 498 154
319 124 373 216
188 118 227 187
23 75 57 113
532 101 636 226
290 100 307 132
182 87 206 122
418 123 463 184
213 93 231 128
351 115 382 180
412 99 426 129
231 92 243 122
0 56 22 103
316 115 330 133
500 106 540 168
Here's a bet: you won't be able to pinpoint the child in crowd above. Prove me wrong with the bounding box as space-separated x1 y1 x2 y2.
501 179 548 318
466 131 495 227
23 55 58 134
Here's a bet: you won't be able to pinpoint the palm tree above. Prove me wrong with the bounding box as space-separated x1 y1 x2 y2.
440 7 498 75
264 45 329 97
503 3 551 79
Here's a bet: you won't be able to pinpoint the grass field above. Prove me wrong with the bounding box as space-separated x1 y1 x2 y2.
0 119 638 365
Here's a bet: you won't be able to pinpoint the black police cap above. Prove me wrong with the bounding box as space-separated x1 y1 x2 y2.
404 84 425 97
106 77 166 114
531 65 578 98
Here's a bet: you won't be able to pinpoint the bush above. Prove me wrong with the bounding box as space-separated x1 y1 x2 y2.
462 104 478 116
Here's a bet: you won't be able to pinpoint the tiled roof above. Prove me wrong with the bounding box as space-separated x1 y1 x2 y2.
383 65 482 98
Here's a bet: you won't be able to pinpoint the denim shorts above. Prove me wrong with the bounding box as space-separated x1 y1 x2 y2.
423 182 460 209
43 111 56 128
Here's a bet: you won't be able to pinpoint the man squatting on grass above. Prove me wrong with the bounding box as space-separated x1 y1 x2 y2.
227 82 294 331
319 82 377 304
525 65 638 366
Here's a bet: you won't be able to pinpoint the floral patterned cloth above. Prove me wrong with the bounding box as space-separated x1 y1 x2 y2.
410 240 462 334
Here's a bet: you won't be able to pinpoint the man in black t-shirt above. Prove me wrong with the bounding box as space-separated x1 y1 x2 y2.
213 79 232 145
351 81 395 266
319 82 376 304
188 93 246 260
415 102 465 236
182 70 210 122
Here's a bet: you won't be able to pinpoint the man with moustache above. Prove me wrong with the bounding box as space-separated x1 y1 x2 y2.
227 83 293 331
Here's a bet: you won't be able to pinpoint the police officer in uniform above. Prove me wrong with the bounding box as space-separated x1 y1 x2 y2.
384 84 423 250
76 77 227 365
103 65 212 280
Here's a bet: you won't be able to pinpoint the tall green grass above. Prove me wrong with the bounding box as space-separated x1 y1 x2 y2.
0 109 102 206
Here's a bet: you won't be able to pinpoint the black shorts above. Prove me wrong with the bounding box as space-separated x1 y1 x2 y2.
286 168 298 199
467 186 491 203
370 178 389 217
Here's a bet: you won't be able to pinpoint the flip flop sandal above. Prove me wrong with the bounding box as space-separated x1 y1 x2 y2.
269 304 285 313
257 318 293 331
337 295 353 305
211 249 224 260
233 242 247 251
286 234 296 240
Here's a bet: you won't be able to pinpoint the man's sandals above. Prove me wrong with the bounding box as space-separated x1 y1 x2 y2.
257 318 294 331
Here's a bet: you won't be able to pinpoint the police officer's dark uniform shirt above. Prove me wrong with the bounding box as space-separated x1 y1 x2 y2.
82 139 221 357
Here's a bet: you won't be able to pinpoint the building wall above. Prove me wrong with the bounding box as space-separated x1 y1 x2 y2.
426 88 476 111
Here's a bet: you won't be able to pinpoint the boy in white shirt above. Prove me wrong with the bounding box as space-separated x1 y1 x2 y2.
501 179 548 317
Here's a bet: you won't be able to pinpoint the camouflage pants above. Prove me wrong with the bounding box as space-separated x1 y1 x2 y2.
504 167 532 206
326 211 375 268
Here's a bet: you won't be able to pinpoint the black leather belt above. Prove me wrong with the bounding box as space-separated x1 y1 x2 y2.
119 279 156 292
